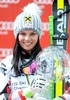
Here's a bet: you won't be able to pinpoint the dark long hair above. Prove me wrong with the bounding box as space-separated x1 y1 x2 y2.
12 35 42 76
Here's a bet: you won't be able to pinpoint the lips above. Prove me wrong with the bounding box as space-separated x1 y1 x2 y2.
24 42 32 46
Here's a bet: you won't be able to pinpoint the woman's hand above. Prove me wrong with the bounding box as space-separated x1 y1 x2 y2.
30 75 47 94
23 75 48 99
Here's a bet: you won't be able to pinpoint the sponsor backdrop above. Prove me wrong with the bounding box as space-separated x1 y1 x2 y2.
0 0 70 60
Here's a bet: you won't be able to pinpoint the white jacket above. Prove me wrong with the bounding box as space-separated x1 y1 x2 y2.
0 55 36 93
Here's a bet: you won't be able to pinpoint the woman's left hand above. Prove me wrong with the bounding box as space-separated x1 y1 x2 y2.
30 75 47 94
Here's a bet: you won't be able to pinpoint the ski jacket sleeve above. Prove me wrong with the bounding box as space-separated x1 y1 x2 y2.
0 55 13 94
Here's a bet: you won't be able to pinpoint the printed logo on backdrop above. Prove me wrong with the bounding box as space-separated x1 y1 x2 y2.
0 48 13 61
42 22 49 32
34 0 53 5
0 0 20 8
0 21 13 35
33 0 52 35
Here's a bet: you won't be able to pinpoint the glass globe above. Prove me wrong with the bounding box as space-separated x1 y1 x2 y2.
35 46 70 82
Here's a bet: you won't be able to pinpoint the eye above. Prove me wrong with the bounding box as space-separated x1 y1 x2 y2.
19 32 26 36
30 32 37 36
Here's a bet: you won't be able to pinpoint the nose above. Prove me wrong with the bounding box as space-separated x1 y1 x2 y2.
25 35 30 40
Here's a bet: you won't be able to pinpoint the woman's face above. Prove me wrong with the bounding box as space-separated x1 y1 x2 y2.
18 30 38 53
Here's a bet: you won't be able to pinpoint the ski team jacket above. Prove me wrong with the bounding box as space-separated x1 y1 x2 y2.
0 55 36 99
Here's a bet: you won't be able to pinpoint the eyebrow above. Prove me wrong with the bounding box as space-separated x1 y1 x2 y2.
20 31 36 34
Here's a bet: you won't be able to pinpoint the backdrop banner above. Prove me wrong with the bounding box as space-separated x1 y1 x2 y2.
0 0 70 60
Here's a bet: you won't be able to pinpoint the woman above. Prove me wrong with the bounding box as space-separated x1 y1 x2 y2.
0 3 47 100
